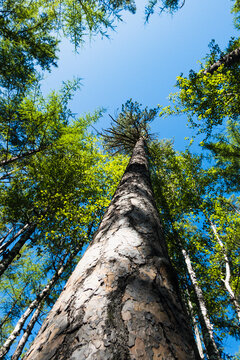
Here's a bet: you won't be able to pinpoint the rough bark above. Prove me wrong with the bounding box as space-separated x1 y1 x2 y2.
182 248 220 360
204 46 240 74
209 220 240 322
0 223 35 277
23 137 200 360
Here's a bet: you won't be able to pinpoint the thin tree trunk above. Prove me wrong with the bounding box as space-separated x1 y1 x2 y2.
182 248 220 360
204 47 240 74
186 292 205 360
0 224 29 255
0 250 77 358
23 138 200 360
209 220 240 322
11 305 43 360
0 226 14 247
0 147 44 167
0 170 15 181
0 224 35 277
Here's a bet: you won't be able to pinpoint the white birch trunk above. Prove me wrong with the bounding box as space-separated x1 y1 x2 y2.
0 223 35 277
11 305 43 360
187 294 205 360
0 226 14 247
0 224 29 255
209 220 240 322
0 252 72 358
182 248 220 360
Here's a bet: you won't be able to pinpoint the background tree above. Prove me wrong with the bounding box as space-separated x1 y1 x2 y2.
150 139 240 358
152 6 240 356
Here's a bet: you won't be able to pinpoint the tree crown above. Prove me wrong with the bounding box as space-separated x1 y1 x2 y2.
102 99 158 154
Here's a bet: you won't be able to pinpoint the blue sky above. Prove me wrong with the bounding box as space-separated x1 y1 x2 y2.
41 0 239 355
42 0 238 151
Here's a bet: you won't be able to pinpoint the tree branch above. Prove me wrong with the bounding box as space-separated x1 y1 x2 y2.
205 47 240 75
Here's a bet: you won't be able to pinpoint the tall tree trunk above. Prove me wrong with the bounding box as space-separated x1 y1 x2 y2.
23 137 200 360
0 224 29 256
209 220 240 322
0 223 35 277
181 248 220 360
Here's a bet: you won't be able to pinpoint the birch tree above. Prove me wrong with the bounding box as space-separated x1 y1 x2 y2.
209 219 240 322
185 291 205 360
181 248 220 360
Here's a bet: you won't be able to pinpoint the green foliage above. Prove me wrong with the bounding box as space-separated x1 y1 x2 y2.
0 0 59 92
203 119 240 193
209 197 240 297
58 0 136 48
0 78 81 184
176 66 240 136
149 139 219 223
232 0 240 30
0 0 137 104
161 38 240 138
0 108 128 246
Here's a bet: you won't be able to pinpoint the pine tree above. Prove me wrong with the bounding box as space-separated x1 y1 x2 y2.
23 100 200 360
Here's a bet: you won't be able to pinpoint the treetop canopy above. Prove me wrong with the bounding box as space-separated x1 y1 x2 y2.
102 99 158 154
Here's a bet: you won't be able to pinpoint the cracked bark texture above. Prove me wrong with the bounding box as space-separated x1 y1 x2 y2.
23 138 200 360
